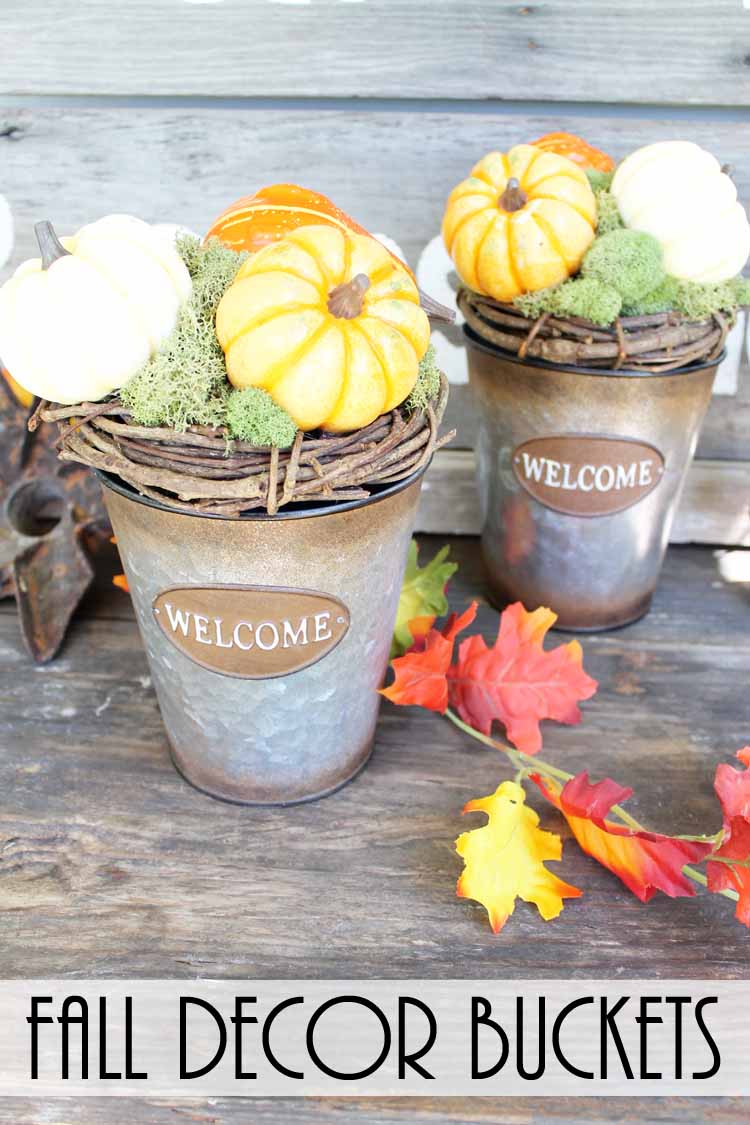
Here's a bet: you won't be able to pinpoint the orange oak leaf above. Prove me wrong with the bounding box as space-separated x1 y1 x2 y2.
456 780 581 933
381 602 477 712
533 772 713 901
707 748 750 925
447 603 597 754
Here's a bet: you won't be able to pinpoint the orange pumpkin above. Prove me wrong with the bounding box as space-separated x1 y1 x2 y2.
206 183 376 254
216 225 429 433
529 132 615 174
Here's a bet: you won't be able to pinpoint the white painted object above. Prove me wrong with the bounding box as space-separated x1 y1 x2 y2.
714 312 746 395
416 234 467 384
612 141 750 282
0 194 12 270
0 214 191 404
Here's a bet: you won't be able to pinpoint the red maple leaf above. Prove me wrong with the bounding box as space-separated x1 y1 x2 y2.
707 747 750 925
381 602 477 712
533 772 713 901
447 603 598 754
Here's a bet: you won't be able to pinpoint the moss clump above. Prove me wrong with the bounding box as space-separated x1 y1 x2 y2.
512 289 553 320
513 277 621 327
585 169 614 193
624 274 750 319
594 190 624 236
121 236 248 432
582 229 664 304
550 277 622 326
404 344 441 413
225 387 297 447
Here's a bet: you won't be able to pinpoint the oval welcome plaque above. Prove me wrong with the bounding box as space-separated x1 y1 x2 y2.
512 434 665 518
152 585 350 679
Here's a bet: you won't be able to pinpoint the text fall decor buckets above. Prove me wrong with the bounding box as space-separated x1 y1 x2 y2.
101 469 426 804
465 327 721 630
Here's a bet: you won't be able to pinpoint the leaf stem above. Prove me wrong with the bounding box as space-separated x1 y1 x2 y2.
443 707 741 904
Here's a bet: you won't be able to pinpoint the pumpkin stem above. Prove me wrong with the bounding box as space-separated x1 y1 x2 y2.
327 273 371 319
498 177 528 213
35 220 70 270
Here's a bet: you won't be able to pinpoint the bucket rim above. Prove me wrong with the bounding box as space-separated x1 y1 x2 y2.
96 459 429 522
463 323 726 379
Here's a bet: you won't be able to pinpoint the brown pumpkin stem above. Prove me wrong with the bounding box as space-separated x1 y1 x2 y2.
35 220 70 269
498 177 528 213
327 273 371 319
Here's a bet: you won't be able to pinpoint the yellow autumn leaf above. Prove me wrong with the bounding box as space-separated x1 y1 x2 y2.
456 780 582 933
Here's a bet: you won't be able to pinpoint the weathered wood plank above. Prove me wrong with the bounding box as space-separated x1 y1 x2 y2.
0 1094 746 1124
1 105 748 523
416 451 750 545
0 538 749 987
3 106 750 281
2 0 749 103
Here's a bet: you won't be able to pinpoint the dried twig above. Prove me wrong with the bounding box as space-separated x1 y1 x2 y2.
41 376 450 516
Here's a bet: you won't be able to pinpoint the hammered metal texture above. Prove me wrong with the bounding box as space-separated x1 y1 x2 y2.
466 332 719 631
102 476 424 805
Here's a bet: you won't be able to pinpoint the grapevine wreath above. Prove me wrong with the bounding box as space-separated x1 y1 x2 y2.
444 135 750 371
0 187 454 516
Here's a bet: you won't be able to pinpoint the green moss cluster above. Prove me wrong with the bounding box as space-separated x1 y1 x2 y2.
551 277 623 325
514 277 621 327
585 169 614 193
404 344 441 413
624 274 750 319
594 190 624 236
225 387 297 448
122 236 249 432
582 229 664 303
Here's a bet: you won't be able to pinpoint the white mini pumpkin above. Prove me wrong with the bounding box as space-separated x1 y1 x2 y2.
611 141 750 283
0 214 191 404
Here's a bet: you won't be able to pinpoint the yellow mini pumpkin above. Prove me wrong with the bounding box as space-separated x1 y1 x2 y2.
216 225 430 433
442 144 597 302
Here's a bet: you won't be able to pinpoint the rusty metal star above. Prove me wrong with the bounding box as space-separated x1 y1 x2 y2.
0 373 111 662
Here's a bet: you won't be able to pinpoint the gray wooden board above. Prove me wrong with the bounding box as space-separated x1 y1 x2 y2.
2 0 749 103
1 536 749 1120
0 1094 746 1124
2 103 749 465
0 537 748 980
0 1094 746 1123
416 451 750 544
3 106 750 278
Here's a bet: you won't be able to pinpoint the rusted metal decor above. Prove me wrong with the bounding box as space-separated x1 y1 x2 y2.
101 469 426 805
465 328 721 631
0 378 110 662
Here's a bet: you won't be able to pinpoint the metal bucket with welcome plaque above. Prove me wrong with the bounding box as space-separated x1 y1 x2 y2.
465 327 721 630
99 470 425 804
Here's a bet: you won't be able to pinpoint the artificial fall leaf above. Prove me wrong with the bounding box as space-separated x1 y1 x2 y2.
390 541 458 658
456 780 581 933
707 748 750 925
381 602 477 712
533 772 713 902
448 603 597 754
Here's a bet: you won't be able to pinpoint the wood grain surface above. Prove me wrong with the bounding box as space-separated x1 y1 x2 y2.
1 536 749 1121
2 104 748 473
3 0 749 103
416 452 750 544
2 106 750 278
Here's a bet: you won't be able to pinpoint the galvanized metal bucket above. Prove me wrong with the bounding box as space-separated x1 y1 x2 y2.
465 326 721 630
100 470 426 804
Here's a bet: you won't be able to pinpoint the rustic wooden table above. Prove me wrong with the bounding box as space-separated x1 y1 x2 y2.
0 535 748 1123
